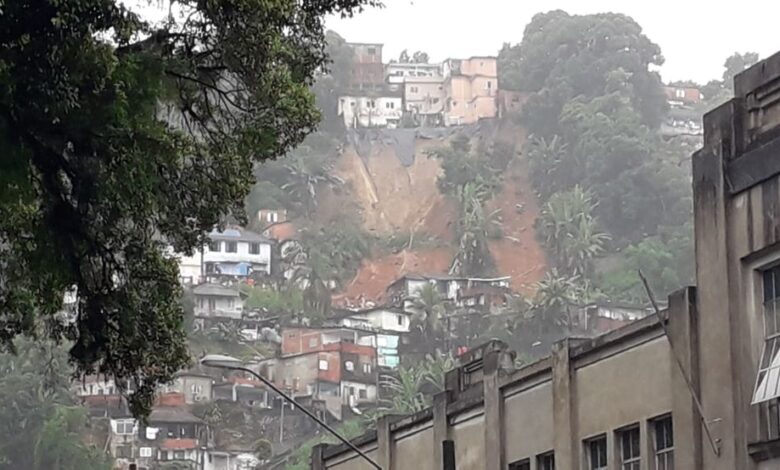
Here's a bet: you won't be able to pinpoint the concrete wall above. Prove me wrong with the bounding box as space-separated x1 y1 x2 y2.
392 423 434 470
503 381 554 463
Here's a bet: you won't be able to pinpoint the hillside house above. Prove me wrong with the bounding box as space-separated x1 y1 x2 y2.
664 85 703 107
347 42 384 92
138 398 209 468
386 273 510 309
160 371 214 405
404 76 446 126
329 307 412 368
442 57 498 126
338 95 403 128
192 283 244 322
178 227 272 284
213 376 271 408
385 62 442 84
256 209 287 229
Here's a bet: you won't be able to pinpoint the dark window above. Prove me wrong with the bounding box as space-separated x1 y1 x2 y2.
249 243 260 255
537 452 555 470
586 436 607 470
209 240 221 252
619 427 640 470
225 241 238 253
116 445 133 458
653 416 674 470
508 459 530 470
755 265 780 403
367 47 376 55
359 389 367 399
173 450 185 460
397 314 404 326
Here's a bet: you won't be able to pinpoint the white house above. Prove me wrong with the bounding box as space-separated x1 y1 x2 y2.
178 227 273 284
386 273 511 309
338 96 403 128
192 283 243 321
385 62 442 84
334 307 411 333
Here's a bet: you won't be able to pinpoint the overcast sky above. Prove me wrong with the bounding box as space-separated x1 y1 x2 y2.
327 0 780 84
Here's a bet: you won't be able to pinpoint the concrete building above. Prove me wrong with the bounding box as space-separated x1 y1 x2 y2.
442 57 498 126
192 283 243 323
403 76 445 127
386 273 510 310
385 62 442 84
311 51 780 470
337 95 403 129
160 371 214 405
347 43 384 92
330 307 412 369
178 227 273 284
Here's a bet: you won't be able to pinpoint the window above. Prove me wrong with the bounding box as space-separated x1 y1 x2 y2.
249 243 260 255
209 240 221 252
116 445 133 458
586 436 607 470
754 265 780 403
345 361 354 371
208 298 216 312
653 416 674 470
363 363 372 374
619 427 640 470
115 419 135 435
318 359 329 371
675 88 685 98
410 86 419 93
397 314 404 326
367 47 376 55
452 101 458 107
174 451 185 460
508 459 530 470
190 384 202 394
139 447 153 458
359 388 367 399
349 386 356 396
309 337 319 348
486 80 492 89
225 241 237 253
537 452 555 470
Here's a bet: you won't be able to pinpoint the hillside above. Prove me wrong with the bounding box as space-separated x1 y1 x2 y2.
323 120 547 306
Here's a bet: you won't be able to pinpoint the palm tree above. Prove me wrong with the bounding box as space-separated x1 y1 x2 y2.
532 269 583 333
419 352 456 394
380 366 427 414
409 284 445 343
280 148 343 216
539 185 610 276
451 182 501 277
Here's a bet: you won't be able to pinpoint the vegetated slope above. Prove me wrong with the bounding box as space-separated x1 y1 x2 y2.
326 121 546 306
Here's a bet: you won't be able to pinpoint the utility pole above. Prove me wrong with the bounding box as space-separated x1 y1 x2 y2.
279 398 285 443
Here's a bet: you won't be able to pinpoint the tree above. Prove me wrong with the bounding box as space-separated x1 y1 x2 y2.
0 0 375 417
412 51 430 64
380 366 427 414
409 284 446 344
538 186 610 276
398 49 411 64
500 10 667 131
723 52 760 89
0 340 112 469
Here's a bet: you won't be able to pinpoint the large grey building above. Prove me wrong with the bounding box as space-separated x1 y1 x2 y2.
310 51 780 470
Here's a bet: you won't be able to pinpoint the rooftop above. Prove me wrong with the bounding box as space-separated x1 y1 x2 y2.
148 406 203 424
192 283 240 297
209 227 271 243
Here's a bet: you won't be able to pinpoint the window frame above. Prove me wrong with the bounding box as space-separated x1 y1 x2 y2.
536 451 555 470
208 240 221 252
617 425 641 470
225 241 238 253
585 435 608 470
249 242 261 255
652 415 674 470
507 459 530 470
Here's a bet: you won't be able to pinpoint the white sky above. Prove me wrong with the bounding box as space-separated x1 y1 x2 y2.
327 0 780 84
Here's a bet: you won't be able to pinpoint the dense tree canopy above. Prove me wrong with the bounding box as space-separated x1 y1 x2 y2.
0 0 375 416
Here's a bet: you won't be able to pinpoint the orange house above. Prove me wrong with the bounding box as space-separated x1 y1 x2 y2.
442 57 498 126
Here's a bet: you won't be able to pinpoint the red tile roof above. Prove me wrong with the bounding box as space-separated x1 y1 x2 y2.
160 438 198 450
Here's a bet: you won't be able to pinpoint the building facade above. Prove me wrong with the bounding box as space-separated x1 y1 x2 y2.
442 57 498 126
312 51 780 470
178 227 273 283
192 283 243 322
338 95 403 128
347 43 384 92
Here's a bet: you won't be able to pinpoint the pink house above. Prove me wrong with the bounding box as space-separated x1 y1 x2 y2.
442 57 498 126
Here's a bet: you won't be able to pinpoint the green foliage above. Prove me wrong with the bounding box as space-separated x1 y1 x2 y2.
0 0 374 417
380 366 428 414
451 183 502 276
538 186 610 276
723 52 760 89
283 420 366 470
243 286 304 316
0 340 111 469
598 223 694 303
500 10 667 130
299 220 373 287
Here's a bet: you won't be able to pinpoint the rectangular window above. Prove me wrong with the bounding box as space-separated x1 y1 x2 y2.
586 436 607 470
318 359 329 371
249 243 260 255
653 416 674 470
508 459 530 470
116 445 133 458
363 363 372 374
174 450 185 460
139 447 152 458
225 241 238 253
397 314 404 326
209 240 221 252
208 298 216 312
227 298 235 308
309 337 319 348
754 265 780 403
619 427 640 470
367 47 376 55
359 389 367 399
537 452 555 470
115 419 135 435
